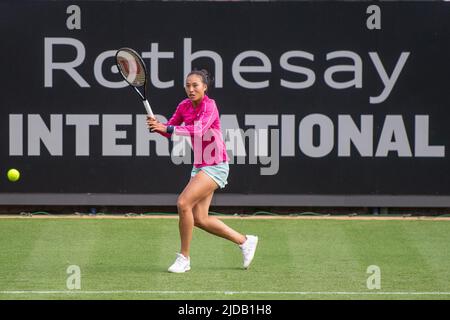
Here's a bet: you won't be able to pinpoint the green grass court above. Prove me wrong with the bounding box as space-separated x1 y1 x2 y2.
0 216 449 300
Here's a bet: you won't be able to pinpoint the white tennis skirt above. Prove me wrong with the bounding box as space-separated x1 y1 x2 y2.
191 162 229 189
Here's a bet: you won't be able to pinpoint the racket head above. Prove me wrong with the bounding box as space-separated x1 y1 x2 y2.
115 48 148 88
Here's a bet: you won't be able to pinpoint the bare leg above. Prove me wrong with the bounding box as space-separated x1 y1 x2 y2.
177 171 221 258
193 190 246 245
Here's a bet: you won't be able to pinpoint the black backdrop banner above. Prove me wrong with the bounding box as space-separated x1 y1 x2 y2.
1 1 449 199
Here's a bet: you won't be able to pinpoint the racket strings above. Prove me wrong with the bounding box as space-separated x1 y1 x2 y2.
116 50 146 87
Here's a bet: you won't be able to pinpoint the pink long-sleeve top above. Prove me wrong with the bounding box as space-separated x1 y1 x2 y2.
158 95 229 168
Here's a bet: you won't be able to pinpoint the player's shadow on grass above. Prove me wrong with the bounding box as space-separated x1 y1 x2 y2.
202 266 244 271
152 266 244 273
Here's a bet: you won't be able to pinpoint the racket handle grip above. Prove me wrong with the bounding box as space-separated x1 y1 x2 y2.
143 100 155 118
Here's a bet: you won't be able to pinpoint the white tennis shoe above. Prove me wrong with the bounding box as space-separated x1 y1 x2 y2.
168 253 191 273
239 235 259 269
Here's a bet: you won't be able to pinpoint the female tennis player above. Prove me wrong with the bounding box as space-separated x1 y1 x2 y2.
147 70 258 273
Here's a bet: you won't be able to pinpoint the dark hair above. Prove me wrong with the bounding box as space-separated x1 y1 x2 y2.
187 69 214 91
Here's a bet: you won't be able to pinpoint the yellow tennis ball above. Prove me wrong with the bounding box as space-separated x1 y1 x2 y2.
7 169 20 182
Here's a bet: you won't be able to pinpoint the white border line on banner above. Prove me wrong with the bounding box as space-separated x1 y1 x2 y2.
4 193 450 207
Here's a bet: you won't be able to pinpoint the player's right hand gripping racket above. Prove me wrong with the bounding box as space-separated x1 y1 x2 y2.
115 48 155 118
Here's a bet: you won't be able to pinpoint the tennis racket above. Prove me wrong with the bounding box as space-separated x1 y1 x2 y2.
115 48 155 118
